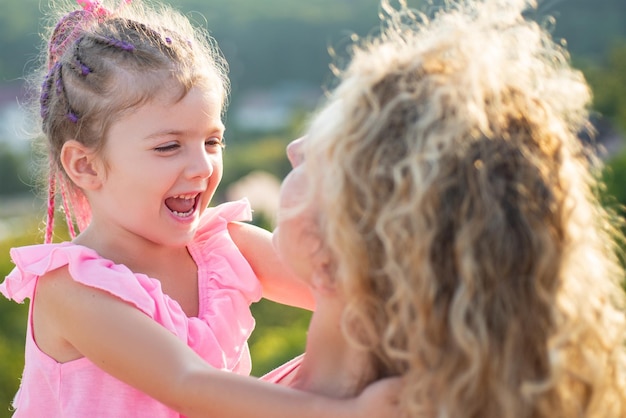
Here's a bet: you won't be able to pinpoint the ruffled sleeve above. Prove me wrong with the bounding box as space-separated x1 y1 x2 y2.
1 243 161 317
0 244 44 303
186 199 263 372
261 355 304 385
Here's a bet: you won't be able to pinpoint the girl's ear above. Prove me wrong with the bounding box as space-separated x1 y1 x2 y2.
60 140 103 190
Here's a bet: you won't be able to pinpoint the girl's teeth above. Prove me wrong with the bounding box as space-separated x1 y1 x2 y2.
172 208 194 217
165 194 198 215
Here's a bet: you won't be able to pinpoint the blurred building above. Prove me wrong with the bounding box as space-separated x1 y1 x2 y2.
582 115 625 159
0 81 29 152
225 170 281 225
232 81 321 132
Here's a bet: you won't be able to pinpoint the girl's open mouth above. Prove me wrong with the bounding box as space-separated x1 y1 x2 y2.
165 193 199 218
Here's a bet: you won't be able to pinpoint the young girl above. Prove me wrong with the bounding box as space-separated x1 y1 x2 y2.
267 0 626 416
0 0 398 416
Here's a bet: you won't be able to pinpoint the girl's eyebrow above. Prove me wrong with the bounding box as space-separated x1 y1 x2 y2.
144 129 185 140
144 130 185 140
144 126 225 141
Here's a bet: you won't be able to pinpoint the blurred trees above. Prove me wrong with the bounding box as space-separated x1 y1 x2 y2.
0 147 32 196
0 229 35 416
587 42 626 221
585 43 626 133
0 0 40 79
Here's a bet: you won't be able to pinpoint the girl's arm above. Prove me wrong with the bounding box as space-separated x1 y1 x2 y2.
228 221 315 310
35 267 397 417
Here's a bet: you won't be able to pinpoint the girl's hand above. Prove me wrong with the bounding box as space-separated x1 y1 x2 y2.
353 376 402 417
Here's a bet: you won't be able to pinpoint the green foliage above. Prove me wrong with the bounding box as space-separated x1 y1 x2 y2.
178 0 381 24
0 337 23 416
222 135 291 187
248 300 311 377
584 42 626 133
0 222 40 418
0 0 625 86
0 147 33 196
602 152 626 292
545 0 626 62
0 0 41 79
603 150 626 207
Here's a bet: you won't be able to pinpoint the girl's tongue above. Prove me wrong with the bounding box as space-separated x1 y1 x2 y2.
165 196 196 215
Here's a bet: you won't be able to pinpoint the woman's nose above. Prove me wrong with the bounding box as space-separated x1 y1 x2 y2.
287 136 306 168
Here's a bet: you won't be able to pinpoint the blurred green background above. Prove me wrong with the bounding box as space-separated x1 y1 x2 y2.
0 0 625 415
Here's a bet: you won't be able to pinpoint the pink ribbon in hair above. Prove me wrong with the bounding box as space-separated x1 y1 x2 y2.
76 0 131 16
48 0 132 69
76 0 109 17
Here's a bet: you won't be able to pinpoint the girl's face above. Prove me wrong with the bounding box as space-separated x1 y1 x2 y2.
88 85 224 248
273 137 323 281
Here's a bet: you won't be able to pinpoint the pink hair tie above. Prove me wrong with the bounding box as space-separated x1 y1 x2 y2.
77 0 131 15
47 1 110 69
76 0 109 17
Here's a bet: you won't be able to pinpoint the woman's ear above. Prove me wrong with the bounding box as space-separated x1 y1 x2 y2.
310 244 337 296
60 140 103 190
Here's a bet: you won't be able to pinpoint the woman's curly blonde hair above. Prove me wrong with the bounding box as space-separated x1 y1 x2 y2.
301 0 626 416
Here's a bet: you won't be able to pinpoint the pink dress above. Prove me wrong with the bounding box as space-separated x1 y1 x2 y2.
0 200 262 418
261 355 303 386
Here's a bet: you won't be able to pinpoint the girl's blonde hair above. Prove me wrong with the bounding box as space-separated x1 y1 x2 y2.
303 0 626 416
30 0 229 242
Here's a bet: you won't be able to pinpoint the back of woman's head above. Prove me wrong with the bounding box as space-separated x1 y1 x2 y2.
302 0 626 416
32 0 228 240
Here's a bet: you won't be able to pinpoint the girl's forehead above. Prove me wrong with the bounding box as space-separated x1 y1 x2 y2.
103 88 221 141
147 77 224 108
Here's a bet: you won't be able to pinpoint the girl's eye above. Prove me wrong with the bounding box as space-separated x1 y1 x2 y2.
206 137 224 148
154 143 180 152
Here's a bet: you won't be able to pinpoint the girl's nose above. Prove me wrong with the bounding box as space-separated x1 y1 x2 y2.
186 149 214 180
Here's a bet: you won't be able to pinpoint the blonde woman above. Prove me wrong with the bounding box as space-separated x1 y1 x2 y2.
266 0 626 417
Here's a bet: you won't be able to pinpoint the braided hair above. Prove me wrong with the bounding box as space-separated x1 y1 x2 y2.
35 0 228 242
